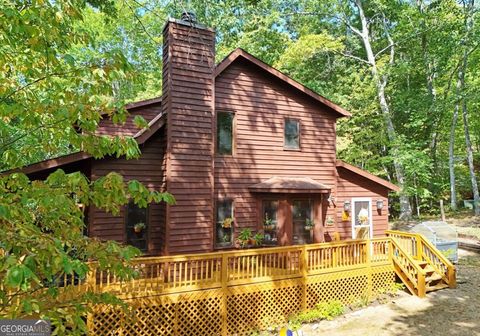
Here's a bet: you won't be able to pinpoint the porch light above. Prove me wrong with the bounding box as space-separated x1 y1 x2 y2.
376 199 384 210
343 201 351 212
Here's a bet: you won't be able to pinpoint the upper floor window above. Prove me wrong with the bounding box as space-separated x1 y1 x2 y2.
217 112 234 155
126 201 148 252
284 118 300 149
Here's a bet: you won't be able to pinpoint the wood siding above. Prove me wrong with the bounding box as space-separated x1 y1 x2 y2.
214 58 338 243
96 103 161 137
335 167 390 239
162 20 215 254
90 129 167 255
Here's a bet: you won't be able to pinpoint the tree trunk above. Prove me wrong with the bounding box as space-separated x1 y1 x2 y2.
354 0 412 220
458 0 480 216
449 101 459 211
458 56 480 215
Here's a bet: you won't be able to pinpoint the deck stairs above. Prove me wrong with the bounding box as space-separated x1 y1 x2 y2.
387 230 456 298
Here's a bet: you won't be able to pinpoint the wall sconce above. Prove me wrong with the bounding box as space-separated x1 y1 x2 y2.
376 199 384 210
328 195 336 207
343 200 351 212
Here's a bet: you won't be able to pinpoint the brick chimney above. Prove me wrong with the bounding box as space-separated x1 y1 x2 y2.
162 15 215 254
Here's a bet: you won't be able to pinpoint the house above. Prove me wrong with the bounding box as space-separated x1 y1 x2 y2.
19 15 399 256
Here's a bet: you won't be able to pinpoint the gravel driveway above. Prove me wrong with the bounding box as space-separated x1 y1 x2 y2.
299 249 480 336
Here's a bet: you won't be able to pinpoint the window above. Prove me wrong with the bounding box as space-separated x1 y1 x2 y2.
284 119 300 149
215 200 234 247
217 112 234 155
351 198 372 240
292 200 313 245
262 200 278 246
126 201 148 251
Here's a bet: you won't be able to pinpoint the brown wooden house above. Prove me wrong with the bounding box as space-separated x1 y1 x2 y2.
20 17 399 256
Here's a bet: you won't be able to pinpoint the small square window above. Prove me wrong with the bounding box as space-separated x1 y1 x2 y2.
284 119 300 149
217 112 234 155
215 200 234 247
126 201 148 252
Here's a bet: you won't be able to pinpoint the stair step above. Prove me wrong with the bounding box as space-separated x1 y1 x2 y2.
426 283 449 292
414 260 428 268
426 273 443 283
423 266 435 274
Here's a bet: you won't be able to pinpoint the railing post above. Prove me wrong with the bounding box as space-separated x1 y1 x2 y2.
221 254 228 336
417 271 426 298
301 245 308 310
86 266 96 292
388 238 393 263
447 266 457 288
416 235 423 261
366 240 372 299
332 245 338 268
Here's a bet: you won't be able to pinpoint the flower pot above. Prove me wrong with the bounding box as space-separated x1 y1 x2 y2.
134 227 143 233
304 226 313 231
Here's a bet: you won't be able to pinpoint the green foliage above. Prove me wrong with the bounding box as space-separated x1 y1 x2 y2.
288 300 344 331
237 228 252 248
0 1 174 334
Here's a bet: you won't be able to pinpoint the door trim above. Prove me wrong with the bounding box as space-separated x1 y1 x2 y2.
351 197 373 239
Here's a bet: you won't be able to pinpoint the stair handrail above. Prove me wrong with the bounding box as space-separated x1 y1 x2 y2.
417 234 456 288
386 230 419 258
389 237 427 297
387 230 456 288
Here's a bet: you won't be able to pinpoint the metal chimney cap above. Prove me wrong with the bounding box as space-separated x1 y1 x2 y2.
181 11 197 23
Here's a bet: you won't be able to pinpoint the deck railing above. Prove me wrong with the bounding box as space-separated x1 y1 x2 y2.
84 235 453 336
80 238 391 298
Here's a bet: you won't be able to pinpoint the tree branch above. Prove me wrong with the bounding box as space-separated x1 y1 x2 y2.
335 51 372 65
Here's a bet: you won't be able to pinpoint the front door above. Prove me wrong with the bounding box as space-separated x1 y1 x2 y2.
351 198 372 239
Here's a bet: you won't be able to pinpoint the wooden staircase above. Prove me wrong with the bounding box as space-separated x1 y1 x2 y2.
387 230 456 298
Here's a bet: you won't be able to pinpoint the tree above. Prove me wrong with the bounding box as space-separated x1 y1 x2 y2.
0 1 173 334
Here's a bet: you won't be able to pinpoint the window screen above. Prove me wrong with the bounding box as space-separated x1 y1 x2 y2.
284 119 300 149
217 112 234 155
126 202 148 251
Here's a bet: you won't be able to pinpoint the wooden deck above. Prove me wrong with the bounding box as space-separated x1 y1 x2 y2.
77 233 455 335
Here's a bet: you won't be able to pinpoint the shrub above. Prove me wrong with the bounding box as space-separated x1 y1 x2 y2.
288 300 345 330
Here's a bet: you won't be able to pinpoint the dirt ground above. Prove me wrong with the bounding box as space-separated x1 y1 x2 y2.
298 248 480 336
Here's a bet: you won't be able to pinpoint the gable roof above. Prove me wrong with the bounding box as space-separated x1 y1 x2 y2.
215 48 351 118
336 160 400 192
13 48 352 176
10 114 166 175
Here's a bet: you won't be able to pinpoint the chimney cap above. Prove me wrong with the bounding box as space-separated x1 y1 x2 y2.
181 11 197 23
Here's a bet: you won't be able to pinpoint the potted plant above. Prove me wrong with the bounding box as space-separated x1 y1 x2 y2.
252 232 264 247
222 217 233 229
263 214 274 230
134 222 146 233
304 219 314 231
236 228 252 248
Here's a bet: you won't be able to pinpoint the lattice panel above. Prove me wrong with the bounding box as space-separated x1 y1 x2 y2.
227 279 303 335
89 305 123 336
306 270 369 308
371 265 395 294
90 290 223 336
89 267 398 335
176 292 223 336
